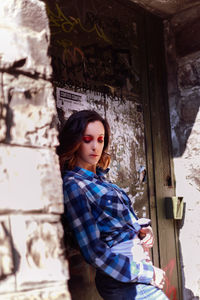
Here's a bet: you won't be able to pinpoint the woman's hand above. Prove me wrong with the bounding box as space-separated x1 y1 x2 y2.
151 266 166 289
139 226 154 248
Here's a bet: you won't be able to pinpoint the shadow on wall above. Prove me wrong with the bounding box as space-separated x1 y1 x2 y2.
172 76 200 157
180 241 200 300
166 12 200 299
185 290 199 300
61 215 102 300
179 239 200 300
167 14 200 158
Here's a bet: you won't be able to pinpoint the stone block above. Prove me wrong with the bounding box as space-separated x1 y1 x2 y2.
0 74 58 147
0 285 71 300
0 102 7 141
0 216 15 294
180 92 200 123
9 215 69 291
178 63 199 90
0 145 63 214
0 0 51 77
193 57 200 81
0 220 13 277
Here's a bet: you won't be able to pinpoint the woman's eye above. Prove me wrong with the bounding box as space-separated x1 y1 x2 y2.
98 137 104 143
83 136 93 143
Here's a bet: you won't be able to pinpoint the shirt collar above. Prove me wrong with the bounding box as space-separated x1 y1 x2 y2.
72 166 109 179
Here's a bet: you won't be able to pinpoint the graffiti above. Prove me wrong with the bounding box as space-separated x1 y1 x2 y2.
164 259 178 300
57 39 85 65
52 44 139 96
46 4 111 44
46 1 140 98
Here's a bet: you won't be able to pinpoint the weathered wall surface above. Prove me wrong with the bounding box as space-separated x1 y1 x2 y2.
165 6 200 299
46 0 148 215
47 1 149 299
0 1 70 299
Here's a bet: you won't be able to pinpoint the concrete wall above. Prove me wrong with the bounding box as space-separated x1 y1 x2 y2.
165 7 200 299
0 1 70 299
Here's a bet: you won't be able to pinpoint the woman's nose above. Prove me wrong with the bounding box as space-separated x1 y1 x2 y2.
92 140 97 150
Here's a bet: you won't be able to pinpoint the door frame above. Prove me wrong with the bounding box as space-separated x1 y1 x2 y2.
140 11 182 300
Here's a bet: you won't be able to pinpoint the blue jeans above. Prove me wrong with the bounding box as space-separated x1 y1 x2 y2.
95 270 169 300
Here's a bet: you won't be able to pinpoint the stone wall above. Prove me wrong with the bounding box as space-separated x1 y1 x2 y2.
0 1 70 299
165 7 200 299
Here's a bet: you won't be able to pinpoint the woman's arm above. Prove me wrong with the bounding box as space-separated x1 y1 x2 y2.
63 178 154 284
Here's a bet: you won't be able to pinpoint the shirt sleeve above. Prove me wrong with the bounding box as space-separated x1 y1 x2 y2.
63 178 154 283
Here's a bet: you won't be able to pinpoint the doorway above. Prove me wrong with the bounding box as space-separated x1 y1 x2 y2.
45 0 181 298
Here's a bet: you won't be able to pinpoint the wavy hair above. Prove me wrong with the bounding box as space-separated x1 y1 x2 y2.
57 110 111 172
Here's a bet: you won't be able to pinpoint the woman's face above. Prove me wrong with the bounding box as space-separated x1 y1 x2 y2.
76 121 105 172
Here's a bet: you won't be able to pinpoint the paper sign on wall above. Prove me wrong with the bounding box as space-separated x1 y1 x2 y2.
56 87 87 111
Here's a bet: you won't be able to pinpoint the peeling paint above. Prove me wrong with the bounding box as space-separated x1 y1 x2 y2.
51 0 150 221
56 87 148 216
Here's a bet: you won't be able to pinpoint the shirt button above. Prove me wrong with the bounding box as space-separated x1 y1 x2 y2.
108 200 111 204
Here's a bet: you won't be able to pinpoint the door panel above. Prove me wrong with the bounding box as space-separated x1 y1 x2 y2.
144 13 181 300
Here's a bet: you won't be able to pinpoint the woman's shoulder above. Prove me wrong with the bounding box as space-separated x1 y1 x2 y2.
63 168 83 182
62 168 97 199
62 167 93 187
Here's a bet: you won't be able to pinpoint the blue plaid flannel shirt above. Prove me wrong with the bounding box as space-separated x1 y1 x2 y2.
63 166 154 283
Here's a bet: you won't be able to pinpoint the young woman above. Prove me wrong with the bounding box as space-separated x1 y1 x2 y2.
57 110 168 300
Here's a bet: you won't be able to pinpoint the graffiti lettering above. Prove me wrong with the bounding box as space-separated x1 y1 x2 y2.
46 1 140 98
52 44 139 96
46 4 111 44
57 39 85 65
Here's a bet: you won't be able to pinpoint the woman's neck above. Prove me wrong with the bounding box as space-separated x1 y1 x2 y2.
76 163 96 174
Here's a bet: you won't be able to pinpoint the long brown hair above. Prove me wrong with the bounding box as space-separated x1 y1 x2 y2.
57 110 111 172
